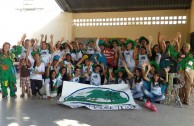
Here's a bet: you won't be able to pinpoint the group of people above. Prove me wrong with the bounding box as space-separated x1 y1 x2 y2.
0 32 193 112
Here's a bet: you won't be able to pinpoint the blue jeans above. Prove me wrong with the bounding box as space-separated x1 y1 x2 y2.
132 90 144 99
143 89 165 102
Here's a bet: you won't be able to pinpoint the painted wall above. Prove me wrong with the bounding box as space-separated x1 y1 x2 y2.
0 11 72 46
30 12 73 43
72 10 190 44
190 0 194 33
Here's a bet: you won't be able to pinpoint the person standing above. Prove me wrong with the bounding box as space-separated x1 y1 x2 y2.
0 41 22 98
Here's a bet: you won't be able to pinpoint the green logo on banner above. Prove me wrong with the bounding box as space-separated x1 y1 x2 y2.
64 87 129 104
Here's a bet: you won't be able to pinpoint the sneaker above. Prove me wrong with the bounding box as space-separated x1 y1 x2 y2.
150 104 157 112
20 94 25 98
2 96 8 99
39 95 43 99
47 96 52 100
27 93 31 97
11 95 17 98
185 101 191 106
139 97 144 101
145 100 151 109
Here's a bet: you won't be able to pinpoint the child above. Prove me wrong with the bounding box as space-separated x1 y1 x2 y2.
138 46 151 68
123 39 137 72
43 61 58 99
20 41 31 98
143 65 170 111
76 58 93 84
131 68 145 99
150 44 161 65
70 67 85 83
86 39 95 58
108 60 133 84
90 65 102 86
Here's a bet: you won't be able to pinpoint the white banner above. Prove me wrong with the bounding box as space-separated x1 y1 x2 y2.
58 81 140 110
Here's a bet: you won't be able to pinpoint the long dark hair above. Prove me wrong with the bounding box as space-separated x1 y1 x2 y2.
59 66 67 75
33 53 41 68
49 70 56 91
150 44 159 61
152 72 162 87
117 69 128 84
134 68 143 83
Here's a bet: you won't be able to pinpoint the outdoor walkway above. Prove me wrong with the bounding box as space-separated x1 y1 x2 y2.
0 79 194 126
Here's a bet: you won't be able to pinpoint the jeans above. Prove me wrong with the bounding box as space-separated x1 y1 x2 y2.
143 89 165 102
132 90 144 99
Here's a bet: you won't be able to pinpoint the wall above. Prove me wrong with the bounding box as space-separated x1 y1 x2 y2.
72 10 190 44
30 12 73 43
190 0 194 33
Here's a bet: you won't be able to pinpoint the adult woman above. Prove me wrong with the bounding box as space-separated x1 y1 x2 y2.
179 43 194 105
0 42 22 98
30 51 45 97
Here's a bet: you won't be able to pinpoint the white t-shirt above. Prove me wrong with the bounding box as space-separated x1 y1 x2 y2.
151 82 162 95
71 50 83 61
56 73 63 86
134 80 144 92
71 76 80 83
118 78 126 84
90 72 101 86
45 78 57 86
138 54 149 68
124 50 135 68
41 49 51 66
52 50 62 60
30 62 45 80
77 50 83 60
64 60 72 65
86 47 95 55
83 65 93 81
155 53 161 65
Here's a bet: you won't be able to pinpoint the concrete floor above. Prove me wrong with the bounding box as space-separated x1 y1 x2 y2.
0 79 194 126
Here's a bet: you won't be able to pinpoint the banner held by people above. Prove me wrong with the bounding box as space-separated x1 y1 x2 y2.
58 81 140 110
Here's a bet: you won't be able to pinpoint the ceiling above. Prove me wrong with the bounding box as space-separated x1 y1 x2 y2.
55 0 192 13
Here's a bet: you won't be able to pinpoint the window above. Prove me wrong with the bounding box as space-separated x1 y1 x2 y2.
73 15 187 27
183 16 187 19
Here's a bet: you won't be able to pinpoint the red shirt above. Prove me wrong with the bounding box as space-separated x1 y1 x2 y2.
103 48 115 66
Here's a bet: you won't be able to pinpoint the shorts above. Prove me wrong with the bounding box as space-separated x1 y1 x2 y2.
20 77 31 88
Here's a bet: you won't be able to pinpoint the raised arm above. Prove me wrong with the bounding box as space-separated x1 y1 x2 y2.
54 56 63 75
49 34 54 54
122 60 134 78
76 57 84 67
66 41 73 51
99 63 106 76
164 67 170 83
67 64 72 79
44 34 47 43
96 38 101 52
33 39 39 51
25 40 32 66
108 67 115 81
40 34 44 43
158 32 165 52
144 65 151 81
46 59 52 77
145 42 152 57
176 32 181 52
